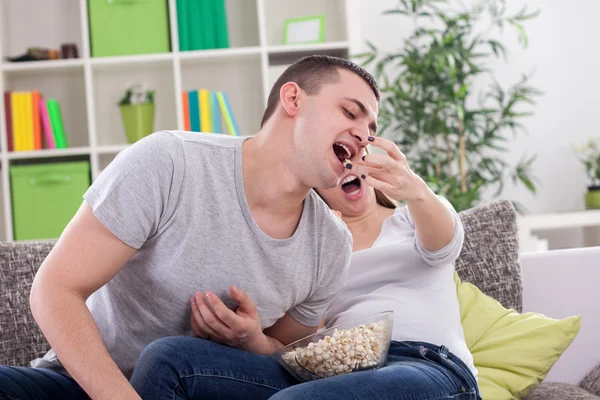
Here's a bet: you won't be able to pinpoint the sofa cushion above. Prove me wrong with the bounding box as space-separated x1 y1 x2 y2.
581 364 600 397
455 272 581 399
0 241 55 366
525 382 600 400
456 200 523 312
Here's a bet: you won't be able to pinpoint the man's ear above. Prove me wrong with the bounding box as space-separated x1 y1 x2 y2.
279 82 302 117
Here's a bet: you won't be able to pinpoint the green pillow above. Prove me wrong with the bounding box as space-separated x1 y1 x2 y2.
454 272 581 399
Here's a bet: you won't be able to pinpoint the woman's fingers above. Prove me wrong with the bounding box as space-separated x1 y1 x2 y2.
361 174 395 193
353 154 399 171
367 136 405 162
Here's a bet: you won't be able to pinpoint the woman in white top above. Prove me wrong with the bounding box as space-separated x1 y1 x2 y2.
270 136 480 399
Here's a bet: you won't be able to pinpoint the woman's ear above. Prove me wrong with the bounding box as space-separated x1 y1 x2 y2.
279 82 302 117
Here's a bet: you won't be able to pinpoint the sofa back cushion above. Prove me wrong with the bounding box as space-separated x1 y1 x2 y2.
0 241 54 366
456 200 523 312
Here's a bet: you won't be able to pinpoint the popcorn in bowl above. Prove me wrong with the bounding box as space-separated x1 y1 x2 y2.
273 311 394 381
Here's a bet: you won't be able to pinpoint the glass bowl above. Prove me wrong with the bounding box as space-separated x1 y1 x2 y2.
272 311 394 382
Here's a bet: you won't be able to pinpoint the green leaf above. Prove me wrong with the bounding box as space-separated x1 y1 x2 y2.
508 19 529 47
488 40 507 61
383 9 409 16
366 41 378 52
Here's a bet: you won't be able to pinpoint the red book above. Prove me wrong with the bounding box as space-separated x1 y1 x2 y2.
3 91 13 152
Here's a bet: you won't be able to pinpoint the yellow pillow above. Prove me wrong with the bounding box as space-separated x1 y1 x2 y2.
454 272 581 399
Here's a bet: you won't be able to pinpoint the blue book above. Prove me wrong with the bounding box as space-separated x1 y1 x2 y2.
188 90 200 132
211 91 221 133
222 92 239 135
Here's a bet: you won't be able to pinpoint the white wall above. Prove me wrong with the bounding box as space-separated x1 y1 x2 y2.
354 0 600 215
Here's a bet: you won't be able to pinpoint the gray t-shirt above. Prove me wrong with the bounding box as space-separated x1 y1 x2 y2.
31 130 352 378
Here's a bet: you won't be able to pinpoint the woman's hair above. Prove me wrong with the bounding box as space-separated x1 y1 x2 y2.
374 188 397 209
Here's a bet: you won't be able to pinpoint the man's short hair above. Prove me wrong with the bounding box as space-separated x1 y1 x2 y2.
261 55 380 127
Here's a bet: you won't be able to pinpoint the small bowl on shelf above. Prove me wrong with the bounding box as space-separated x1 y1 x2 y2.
272 311 394 382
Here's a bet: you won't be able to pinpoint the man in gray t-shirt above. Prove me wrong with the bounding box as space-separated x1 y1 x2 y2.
0 56 380 400
32 130 351 379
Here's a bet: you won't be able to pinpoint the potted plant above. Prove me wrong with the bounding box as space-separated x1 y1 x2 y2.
573 137 600 209
119 84 156 144
357 0 541 212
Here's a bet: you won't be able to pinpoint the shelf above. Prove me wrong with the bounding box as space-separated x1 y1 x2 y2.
5 147 91 160
1 59 85 73
268 41 350 65
97 144 129 155
179 46 262 61
0 42 351 74
268 41 350 54
90 53 173 71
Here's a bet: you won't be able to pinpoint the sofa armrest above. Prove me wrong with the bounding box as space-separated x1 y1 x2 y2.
520 246 600 385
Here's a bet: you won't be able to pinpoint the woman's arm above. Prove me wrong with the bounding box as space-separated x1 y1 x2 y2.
406 185 456 251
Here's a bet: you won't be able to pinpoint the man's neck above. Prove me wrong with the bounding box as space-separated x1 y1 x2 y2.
241 127 310 238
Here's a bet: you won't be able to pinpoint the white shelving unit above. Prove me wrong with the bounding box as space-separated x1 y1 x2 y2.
0 0 360 242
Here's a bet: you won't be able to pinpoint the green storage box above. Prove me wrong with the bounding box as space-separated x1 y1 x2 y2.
88 0 171 57
11 162 91 241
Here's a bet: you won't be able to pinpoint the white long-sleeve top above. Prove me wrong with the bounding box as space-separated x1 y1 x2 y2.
324 200 478 377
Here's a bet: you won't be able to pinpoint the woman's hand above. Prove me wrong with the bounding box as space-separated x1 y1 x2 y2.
352 136 429 203
353 136 457 251
190 286 265 351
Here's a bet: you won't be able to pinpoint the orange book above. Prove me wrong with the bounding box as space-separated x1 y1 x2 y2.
22 92 34 151
31 91 42 150
182 92 191 131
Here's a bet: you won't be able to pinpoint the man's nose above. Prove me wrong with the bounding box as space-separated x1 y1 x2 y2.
351 127 370 148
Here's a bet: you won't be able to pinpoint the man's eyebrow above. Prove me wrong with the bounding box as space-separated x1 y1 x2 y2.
343 97 378 134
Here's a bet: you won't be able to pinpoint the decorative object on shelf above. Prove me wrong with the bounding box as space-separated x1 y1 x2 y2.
282 15 325 45
358 0 541 212
177 0 230 51
119 84 156 144
3 90 68 151
573 137 600 209
60 43 79 59
5 46 64 62
181 89 239 135
88 0 170 57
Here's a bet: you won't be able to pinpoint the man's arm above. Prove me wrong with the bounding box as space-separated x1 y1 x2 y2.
30 202 141 400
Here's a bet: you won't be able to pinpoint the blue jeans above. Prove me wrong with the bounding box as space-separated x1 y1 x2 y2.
0 366 89 399
130 336 481 400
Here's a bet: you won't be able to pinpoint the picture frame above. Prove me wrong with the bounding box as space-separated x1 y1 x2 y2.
282 15 326 45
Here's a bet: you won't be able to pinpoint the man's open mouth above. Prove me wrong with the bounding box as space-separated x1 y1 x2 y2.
341 174 361 195
333 142 354 164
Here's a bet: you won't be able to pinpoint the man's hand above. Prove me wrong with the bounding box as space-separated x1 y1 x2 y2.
190 286 267 352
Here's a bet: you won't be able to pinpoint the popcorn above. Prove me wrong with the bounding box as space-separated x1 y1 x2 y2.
280 320 389 380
